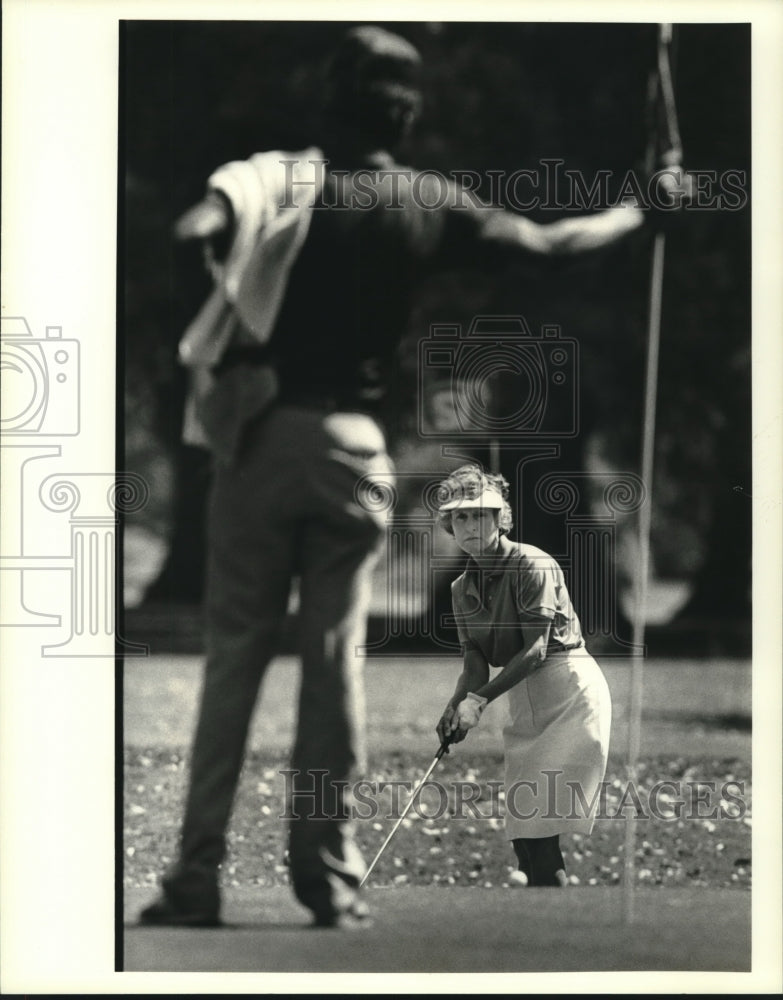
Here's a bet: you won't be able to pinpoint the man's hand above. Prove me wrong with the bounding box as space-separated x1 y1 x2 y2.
450 692 488 741
650 161 696 210
645 155 696 234
173 193 231 242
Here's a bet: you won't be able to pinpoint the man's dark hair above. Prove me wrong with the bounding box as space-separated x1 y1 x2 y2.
324 26 422 152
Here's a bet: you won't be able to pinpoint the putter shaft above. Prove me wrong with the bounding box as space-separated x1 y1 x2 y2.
359 742 450 887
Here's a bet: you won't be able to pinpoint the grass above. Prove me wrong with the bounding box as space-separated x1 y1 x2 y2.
124 746 751 894
124 654 751 900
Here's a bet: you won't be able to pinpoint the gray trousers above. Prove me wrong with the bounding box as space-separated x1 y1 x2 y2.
163 405 391 917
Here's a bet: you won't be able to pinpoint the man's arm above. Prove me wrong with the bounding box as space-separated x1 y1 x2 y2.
473 166 693 257
479 202 644 256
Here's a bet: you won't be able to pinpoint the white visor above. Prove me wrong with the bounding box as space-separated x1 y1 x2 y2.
438 485 505 511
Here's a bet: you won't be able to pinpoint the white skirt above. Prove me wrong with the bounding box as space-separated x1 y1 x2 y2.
502 647 611 839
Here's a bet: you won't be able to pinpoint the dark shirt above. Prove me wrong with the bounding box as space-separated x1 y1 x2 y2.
267 152 517 408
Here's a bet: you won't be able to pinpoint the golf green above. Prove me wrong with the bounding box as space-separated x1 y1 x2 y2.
124 885 750 974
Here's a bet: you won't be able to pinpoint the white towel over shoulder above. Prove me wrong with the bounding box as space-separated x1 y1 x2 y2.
177 147 324 449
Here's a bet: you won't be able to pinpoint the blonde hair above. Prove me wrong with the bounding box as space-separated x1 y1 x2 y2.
436 464 513 537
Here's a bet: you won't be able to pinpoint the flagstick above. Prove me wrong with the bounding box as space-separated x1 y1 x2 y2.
489 438 500 476
623 228 667 923
621 17 680 925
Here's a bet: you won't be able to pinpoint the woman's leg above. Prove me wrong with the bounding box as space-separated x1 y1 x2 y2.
511 838 531 880
519 835 567 886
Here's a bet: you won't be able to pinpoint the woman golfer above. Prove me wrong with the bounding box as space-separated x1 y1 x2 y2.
435 464 611 887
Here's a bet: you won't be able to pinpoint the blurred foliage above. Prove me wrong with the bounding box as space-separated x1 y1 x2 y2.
122 21 750 628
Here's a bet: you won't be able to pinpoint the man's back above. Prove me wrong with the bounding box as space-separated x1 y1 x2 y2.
269 155 491 408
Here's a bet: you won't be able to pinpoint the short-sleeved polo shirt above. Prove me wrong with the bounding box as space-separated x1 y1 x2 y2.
450 534 584 667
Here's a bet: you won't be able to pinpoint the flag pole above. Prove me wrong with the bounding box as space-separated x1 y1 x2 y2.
622 22 679 924
623 228 666 923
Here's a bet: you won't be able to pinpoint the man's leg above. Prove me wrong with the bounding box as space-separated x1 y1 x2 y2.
286 422 391 925
141 461 295 925
287 524 382 925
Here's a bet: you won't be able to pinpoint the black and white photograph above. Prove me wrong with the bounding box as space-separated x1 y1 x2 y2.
1 1 782 994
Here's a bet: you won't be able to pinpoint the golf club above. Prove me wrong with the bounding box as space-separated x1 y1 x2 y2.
360 737 453 888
